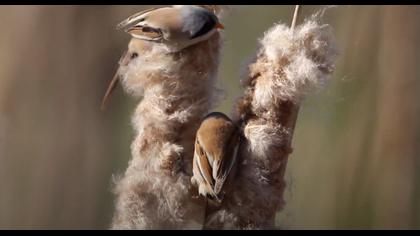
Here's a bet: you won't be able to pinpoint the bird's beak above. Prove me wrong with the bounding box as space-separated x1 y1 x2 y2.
215 22 225 30
101 69 120 111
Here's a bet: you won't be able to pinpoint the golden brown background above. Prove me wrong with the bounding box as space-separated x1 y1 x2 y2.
0 5 419 229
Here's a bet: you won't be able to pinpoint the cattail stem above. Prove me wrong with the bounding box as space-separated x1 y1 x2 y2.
286 5 302 148
291 5 301 30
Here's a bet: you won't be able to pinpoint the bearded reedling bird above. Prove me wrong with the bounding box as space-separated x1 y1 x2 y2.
101 5 225 110
117 5 224 52
191 112 240 204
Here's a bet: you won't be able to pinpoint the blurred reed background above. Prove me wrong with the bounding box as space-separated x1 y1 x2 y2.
0 5 419 229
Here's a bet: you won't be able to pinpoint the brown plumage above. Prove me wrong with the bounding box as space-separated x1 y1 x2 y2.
191 112 240 204
101 5 224 111
115 5 224 53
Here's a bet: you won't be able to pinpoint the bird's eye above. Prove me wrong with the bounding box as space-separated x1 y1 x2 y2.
130 52 138 59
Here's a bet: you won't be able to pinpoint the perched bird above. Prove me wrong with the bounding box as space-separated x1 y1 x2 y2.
101 5 224 110
116 5 225 53
191 112 240 204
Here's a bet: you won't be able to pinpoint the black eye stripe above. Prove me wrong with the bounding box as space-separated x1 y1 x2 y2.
190 18 217 39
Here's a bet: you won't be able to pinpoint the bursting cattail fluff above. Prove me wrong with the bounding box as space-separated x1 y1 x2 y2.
112 32 223 230
251 17 338 111
205 15 338 229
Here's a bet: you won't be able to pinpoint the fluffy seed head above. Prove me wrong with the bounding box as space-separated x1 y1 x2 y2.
251 15 338 107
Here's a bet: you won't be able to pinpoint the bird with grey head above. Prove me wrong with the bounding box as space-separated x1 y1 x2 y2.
101 5 225 110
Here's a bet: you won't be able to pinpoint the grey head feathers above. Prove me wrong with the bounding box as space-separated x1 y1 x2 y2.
179 5 219 39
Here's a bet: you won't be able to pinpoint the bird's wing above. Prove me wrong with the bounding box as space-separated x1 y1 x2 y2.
213 129 240 195
116 8 161 31
194 138 215 188
126 25 163 41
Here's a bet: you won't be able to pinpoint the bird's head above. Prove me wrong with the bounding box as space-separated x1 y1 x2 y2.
117 5 224 53
101 5 224 110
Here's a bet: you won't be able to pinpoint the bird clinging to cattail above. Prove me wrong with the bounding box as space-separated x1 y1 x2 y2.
204 9 338 229
101 5 225 110
191 112 240 204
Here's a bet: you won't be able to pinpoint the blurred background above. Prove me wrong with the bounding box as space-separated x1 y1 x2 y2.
0 5 419 229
